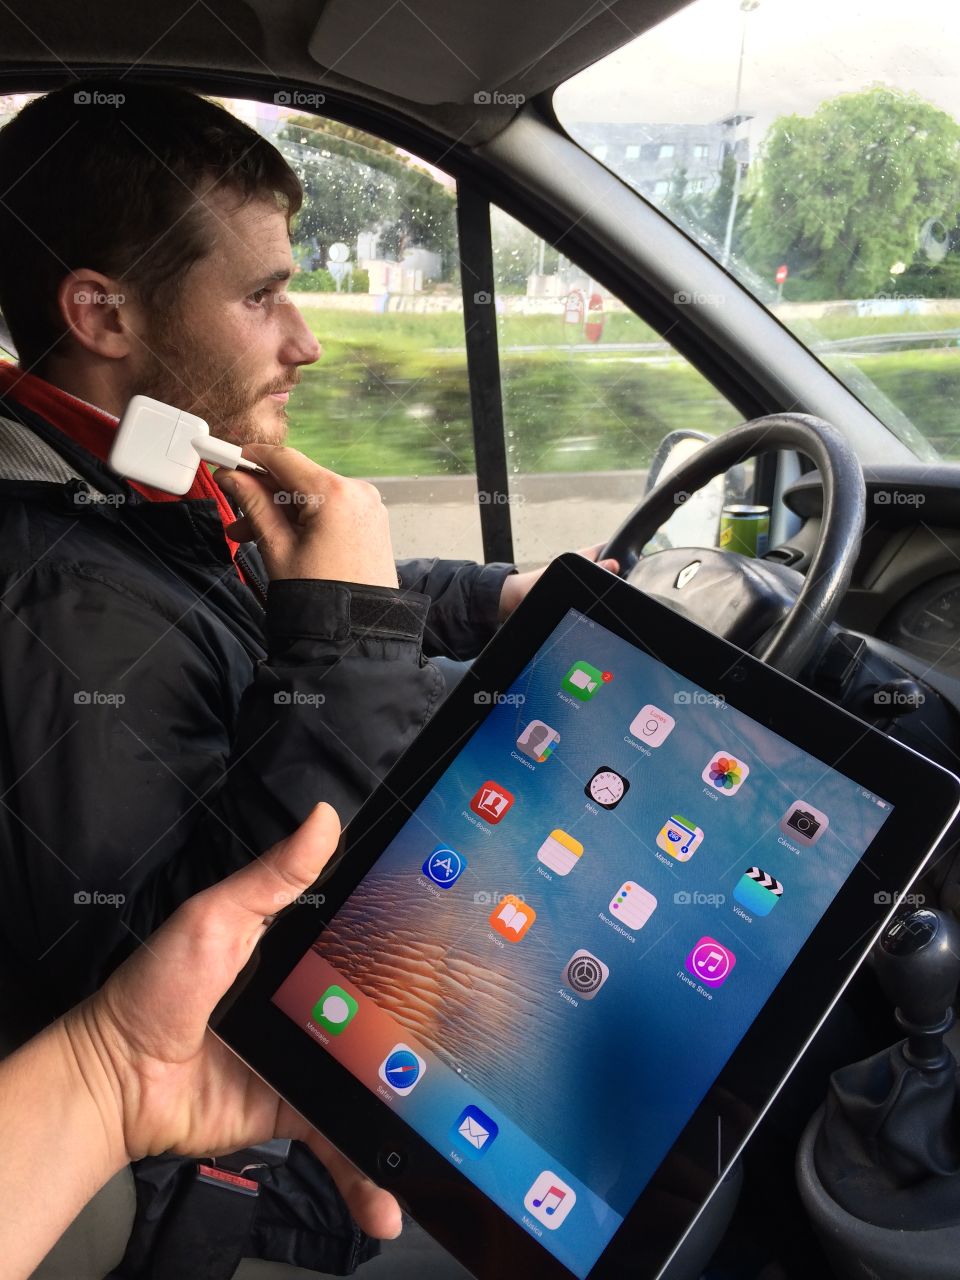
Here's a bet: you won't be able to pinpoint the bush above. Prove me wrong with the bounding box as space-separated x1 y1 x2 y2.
349 268 370 293
289 268 336 292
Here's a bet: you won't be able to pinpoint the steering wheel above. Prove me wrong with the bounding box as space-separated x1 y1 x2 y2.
599 413 866 677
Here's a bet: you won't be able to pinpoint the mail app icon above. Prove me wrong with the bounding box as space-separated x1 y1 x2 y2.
452 1104 500 1159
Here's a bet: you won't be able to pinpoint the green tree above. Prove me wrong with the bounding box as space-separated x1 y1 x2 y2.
746 87 960 300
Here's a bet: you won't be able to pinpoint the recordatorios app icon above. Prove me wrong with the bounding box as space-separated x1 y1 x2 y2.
610 881 657 929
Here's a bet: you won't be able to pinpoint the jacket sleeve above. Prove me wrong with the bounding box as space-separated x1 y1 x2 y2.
396 557 517 660
0 565 443 1020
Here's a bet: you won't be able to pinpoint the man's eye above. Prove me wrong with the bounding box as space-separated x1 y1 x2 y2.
249 287 270 305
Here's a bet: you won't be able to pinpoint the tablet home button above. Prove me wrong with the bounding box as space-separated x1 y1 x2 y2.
378 1147 406 1174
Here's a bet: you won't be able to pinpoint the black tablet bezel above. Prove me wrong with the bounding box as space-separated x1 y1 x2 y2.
213 553 960 1280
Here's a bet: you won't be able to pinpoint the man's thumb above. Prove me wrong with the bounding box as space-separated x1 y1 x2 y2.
230 802 342 920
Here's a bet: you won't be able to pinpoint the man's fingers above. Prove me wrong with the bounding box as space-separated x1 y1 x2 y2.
578 543 619 575
217 802 342 923
216 471 293 547
239 442 336 494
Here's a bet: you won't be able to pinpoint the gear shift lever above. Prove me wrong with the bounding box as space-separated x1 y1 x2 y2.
874 908 960 1069
796 907 960 1279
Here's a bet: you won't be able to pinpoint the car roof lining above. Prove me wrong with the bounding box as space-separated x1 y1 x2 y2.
0 0 691 140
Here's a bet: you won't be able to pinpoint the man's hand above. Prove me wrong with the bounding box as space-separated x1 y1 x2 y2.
63 803 401 1241
498 545 620 623
215 445 398 588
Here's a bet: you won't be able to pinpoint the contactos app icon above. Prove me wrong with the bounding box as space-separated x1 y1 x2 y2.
702 751 750 795
470 780 514 824
657 814 704 861
629 704 676 747
489 894 536 941
563 661 604 701
422 844 467 888
685 937 736 988
537 829 583 876
311 985 358 1036
379 1044 426 1095
452 1104 499 1159
516 719 560 762
610 881 657 930
562 949 609 999
524 1171 577 1229
779 800 829 846
734 866 783 916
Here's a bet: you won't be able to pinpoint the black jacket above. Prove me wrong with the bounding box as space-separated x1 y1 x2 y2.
0 393 514 1029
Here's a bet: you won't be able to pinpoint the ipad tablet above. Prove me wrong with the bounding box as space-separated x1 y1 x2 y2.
213 553 960 1280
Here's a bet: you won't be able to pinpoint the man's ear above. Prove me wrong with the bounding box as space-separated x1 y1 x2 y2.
56 270 136 360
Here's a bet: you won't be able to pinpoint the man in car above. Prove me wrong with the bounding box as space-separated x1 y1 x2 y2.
0 78 614 1275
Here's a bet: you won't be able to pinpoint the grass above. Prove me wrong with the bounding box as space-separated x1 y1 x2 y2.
283 306 960 476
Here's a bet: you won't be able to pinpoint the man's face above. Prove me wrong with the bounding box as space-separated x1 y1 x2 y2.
131 189 321 445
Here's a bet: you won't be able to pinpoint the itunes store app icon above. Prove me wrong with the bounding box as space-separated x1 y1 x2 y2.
685 936 736 988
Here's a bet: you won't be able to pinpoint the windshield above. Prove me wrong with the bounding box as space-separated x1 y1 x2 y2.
554 0 960 460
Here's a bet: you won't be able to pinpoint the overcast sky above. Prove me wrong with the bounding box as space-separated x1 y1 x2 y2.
555 0 960 144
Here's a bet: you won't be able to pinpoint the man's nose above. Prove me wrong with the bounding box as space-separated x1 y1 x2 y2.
281 301 322 366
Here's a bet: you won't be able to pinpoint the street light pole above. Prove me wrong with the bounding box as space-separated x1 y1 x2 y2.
720 0 759 269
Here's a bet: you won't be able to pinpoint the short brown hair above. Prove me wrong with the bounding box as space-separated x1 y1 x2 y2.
0 79 303 368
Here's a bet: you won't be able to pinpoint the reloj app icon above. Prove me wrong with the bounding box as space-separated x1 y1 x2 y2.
657 814 704 861
685 937 736 988
537 829 584 876
585 766 630 809
379 1044 426 1095
516 719 560 762
734 866 783 916
779 800 829 846
422 844 467 888
702 751 750 796
610 881 657 929
629 704 676 747
452 1104 499 1159
489 894 536 941
470 780 514 824
311 985 358 1036
524 1171 577 1229
563 660 604 701
562 948 610 999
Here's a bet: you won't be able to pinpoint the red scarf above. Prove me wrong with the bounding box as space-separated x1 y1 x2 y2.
0 361 245 574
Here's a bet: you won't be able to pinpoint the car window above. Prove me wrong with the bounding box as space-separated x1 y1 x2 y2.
490 206 744 568
554 0 960 461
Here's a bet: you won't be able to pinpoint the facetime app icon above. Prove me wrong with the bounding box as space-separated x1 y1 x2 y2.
489 894 536 941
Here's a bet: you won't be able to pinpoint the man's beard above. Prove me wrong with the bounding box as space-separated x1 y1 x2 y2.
133 318 298 445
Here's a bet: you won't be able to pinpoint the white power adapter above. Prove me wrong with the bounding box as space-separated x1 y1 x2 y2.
109 394 268 495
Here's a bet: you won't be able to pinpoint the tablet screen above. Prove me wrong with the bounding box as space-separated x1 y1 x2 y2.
273 607 894 1278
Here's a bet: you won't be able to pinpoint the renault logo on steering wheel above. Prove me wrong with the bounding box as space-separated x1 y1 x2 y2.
675 561 701 590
